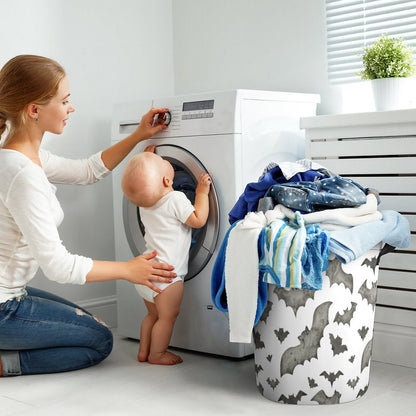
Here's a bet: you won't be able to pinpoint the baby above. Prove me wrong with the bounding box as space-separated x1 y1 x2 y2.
121 146 211 365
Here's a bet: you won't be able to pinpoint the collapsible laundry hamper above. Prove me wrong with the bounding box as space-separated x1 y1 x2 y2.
253 246 381 405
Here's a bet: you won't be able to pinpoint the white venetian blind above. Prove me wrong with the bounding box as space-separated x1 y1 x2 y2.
326 0 416 83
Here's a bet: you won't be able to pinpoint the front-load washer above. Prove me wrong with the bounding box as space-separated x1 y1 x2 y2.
112 89 319 358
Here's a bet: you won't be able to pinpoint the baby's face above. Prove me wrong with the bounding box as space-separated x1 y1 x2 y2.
159 155 174 181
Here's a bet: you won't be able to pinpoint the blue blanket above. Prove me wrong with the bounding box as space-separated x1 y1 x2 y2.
329 210 410 263
228 166 327 224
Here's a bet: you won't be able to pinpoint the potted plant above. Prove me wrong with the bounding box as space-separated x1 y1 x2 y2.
359 35 416 111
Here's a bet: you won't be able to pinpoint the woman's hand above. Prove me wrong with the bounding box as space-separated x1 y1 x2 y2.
87 251 175 292
144 144 156 153
134 107 169 142
125 251 176 293
100 108 169 171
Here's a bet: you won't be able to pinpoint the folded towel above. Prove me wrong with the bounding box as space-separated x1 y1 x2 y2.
329 210 411 263
278 193 382 230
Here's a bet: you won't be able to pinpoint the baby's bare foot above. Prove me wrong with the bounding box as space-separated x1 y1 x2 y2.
148 351 183 365
137 349 148 362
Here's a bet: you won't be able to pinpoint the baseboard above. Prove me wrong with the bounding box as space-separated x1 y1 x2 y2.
77 295 118 328
373 322 416 368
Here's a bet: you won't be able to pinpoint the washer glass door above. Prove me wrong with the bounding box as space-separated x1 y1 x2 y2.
123 145 219 281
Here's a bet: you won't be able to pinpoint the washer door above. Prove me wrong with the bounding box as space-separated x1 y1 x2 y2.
123 144 220 281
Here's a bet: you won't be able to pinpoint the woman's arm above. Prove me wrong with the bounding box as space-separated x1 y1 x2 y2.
101 107 169 171
87 251 175 294
9 163 175 290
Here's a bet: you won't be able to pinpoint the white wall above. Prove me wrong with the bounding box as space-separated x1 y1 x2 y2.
1 0 174 316
2 0 358 322
172 0 343 115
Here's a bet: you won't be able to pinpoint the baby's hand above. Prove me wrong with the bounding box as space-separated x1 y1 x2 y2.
196 172 211 195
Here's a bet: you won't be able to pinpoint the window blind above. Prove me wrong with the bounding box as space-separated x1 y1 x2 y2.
326 0 416 83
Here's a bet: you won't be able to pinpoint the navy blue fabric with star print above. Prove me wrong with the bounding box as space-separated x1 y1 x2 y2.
268 176 367 213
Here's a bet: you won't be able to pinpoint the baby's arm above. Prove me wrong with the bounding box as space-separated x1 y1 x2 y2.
185 172 211 229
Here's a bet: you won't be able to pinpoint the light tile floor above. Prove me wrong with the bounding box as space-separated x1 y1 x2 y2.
1 331 415 416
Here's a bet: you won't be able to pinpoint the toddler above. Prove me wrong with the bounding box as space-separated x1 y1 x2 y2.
121 147 211 365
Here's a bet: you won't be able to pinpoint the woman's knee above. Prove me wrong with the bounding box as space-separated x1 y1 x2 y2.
92 319 114 360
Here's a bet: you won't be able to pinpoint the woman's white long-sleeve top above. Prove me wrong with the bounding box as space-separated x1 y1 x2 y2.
0 149 110 303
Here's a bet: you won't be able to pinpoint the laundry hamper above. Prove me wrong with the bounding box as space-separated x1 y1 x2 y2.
253 246 381 404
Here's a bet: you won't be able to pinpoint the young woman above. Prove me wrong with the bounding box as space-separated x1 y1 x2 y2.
0 54 175 376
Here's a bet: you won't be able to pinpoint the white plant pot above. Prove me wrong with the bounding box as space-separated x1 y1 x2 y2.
371 77 414 111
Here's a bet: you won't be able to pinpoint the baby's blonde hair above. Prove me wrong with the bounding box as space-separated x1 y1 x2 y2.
122 152 168 207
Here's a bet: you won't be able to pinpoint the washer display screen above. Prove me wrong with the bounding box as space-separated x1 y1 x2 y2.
182 100 214 112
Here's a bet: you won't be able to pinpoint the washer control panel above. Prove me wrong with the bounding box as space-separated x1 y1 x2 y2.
115 90 319 140
181 99 214 120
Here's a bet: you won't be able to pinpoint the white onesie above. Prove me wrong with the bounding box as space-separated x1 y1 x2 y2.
135 191 195 302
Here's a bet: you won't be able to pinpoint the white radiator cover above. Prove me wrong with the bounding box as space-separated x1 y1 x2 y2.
301 109 416 368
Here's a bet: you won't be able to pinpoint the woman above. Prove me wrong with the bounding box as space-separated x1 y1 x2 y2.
0 55 175 376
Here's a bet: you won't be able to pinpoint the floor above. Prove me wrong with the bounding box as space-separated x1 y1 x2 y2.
1 330 415 416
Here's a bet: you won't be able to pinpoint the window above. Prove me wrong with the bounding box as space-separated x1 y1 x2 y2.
326 0 416 83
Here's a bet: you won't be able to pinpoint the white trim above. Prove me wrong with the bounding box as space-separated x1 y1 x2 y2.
373 323 416 368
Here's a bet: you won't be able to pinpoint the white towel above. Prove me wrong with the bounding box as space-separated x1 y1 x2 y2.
278 194 382 230
225 208 284 343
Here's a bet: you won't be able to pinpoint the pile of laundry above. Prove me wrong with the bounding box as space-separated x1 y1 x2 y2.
211 160 410 343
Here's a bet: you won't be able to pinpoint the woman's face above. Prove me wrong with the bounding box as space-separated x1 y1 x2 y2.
37 76 75 134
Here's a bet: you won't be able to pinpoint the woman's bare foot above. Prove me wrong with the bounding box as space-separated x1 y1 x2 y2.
148 351 183 365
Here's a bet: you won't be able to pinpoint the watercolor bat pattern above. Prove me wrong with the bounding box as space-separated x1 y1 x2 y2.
334 302 357 325
329 333 348 355
361 256 378 273
253 249 380 404
326 259 354 292
259 301 273 324
280 301 332 376
273 286 316 316
320 370 344 387
312 390 341 404
274 328 289 343
278 391 307 404
358 280 377 308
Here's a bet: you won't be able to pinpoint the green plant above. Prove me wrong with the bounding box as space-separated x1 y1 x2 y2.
359 35 415 80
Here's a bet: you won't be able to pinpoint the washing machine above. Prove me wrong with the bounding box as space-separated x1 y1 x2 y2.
112 89 319 358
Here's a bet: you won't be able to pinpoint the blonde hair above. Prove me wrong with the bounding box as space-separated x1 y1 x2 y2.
0 55 66 145
122 152 169 207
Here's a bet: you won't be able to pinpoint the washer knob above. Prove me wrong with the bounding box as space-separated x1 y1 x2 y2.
153 111 171 127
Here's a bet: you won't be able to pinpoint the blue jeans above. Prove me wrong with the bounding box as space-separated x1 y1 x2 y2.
0 287 113 376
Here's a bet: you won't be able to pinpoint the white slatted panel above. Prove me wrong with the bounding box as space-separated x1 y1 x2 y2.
377 287 416 309
309 136 416 157
375 305 416 327
304 111 416 367
379 269 416 289
307 123 416 355
312 156 416 175
326 0 416 83
379 252 416 270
